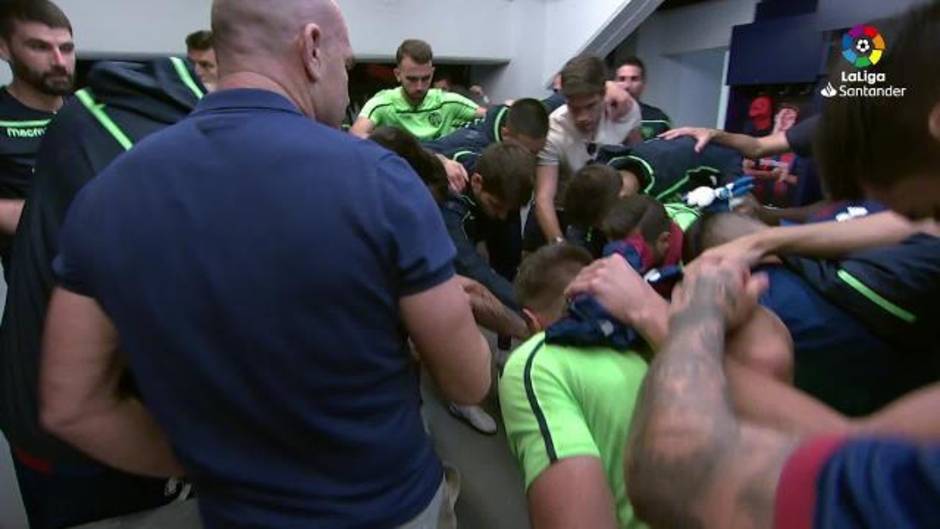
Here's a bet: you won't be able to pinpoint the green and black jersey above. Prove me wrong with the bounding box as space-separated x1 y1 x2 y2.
0 88 56 199
499 334 649 529
599 137 743 204
638 102 671 141
359 87 479 141
0 58 203 465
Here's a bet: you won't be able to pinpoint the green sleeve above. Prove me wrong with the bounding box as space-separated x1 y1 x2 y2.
664 202 701 231
499 341 600 490
359 91 391 123
443 92 480 124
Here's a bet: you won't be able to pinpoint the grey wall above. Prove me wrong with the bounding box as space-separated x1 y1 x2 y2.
627 0 759 127
0 0 654 102
667 47 728 129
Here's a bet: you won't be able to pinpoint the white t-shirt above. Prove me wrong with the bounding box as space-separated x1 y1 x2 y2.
538 102 641 207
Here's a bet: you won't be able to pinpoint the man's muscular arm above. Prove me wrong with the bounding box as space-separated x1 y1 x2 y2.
0 198 24 235
626 260 797 529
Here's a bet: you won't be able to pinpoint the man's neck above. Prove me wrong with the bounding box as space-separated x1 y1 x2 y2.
401 87 426 108
464 187 479 204
6 79 63 113
217 72 315 118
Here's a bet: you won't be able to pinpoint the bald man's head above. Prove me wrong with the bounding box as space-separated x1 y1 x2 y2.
211 0 352 126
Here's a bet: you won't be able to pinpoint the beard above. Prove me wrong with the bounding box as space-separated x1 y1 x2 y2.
10 56 74 96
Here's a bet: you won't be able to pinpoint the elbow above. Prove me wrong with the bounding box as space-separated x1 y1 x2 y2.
40 397 82 440
625 451 660 522
626 453 693 528
39 377 96 442
446 366 491 406
443 337 492 405
625 421 720 527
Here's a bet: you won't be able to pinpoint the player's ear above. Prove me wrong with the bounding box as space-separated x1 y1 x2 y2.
929 102 940 144
522 308 542 333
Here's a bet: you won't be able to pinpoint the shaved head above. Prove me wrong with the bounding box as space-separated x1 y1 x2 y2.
212 0 338 66
210 0 352 126
682 213 766 263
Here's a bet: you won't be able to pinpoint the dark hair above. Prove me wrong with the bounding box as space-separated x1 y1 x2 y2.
514 243 593 312
370 126 448 204
561 55 607 99
619 56 646 79
564 164 623 229
506 98 549 139
816 2 940 200
186 30 213 51
601 195 670 244
396 39 433 65
476 142 535 210
0 0 71 40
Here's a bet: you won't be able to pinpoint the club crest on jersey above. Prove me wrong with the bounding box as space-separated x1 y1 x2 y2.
428 112 442 127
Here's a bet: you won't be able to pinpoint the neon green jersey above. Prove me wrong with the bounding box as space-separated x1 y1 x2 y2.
499 333 649 529
359 87 479 141
665 202 701 231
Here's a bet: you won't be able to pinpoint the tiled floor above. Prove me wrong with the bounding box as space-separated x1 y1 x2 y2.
421 352 532 529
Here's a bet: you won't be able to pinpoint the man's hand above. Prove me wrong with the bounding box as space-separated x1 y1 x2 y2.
440 156 469 194
349 116 376 139
603 81 636 122
457 276 530 339
456 274 486 296
565 254 662 328
672 257 767 331
469 85 490 105
659 127 719 153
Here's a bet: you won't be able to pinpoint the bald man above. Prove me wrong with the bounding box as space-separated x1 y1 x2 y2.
37 1 491 527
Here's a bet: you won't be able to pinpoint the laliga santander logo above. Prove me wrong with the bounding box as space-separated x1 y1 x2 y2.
822 24 905 99
842 24 886 69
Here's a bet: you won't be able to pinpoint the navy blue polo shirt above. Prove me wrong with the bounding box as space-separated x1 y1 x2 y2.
758 265 932 416
814 439 940 528
776 437 940 529
54 89 456 528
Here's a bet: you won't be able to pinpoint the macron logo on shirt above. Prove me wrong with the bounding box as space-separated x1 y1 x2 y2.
6 126 46 139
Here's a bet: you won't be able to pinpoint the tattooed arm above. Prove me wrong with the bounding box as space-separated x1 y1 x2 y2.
625 259 799 529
